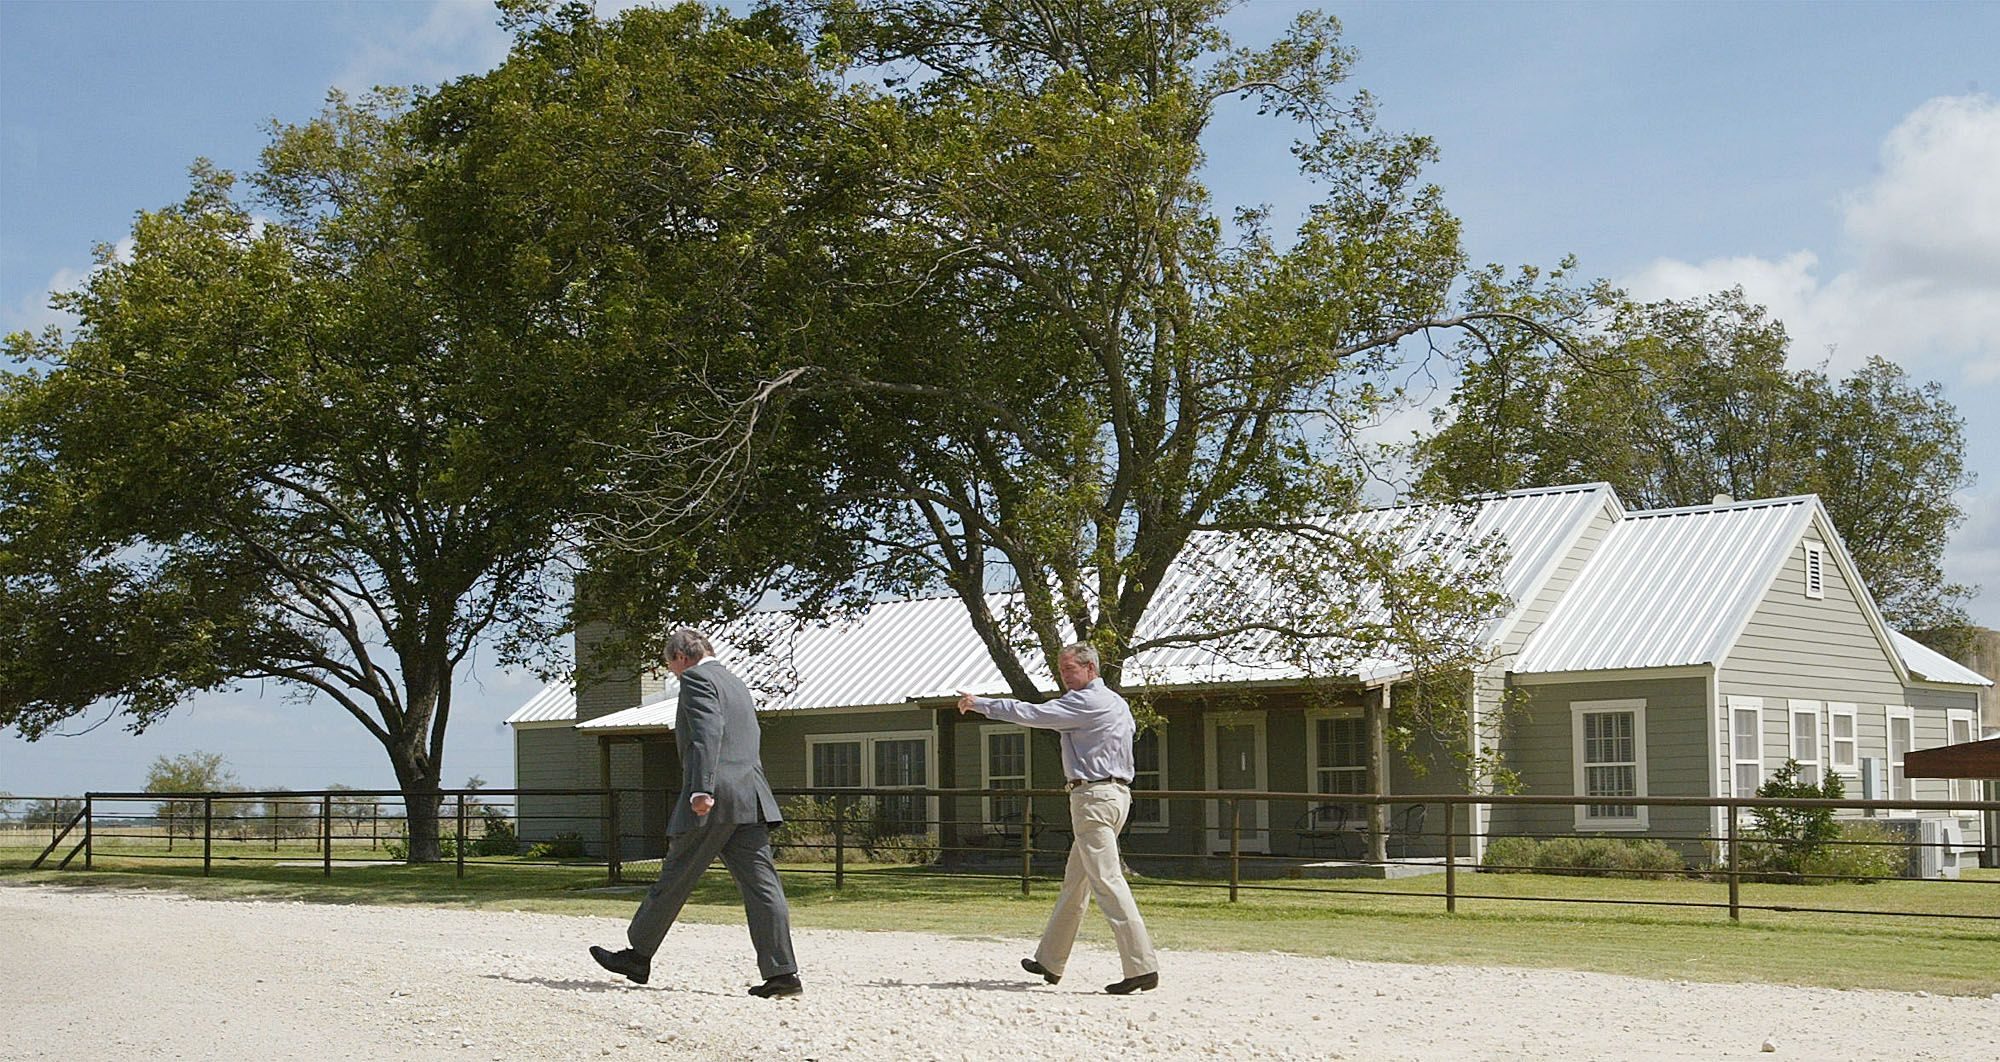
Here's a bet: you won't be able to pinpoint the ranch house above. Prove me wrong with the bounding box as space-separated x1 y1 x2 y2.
507 483 1994 873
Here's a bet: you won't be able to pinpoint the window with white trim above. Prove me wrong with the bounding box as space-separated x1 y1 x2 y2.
806 731 933 836
1947 710 1978 808
1789 700 1822 786
1803 542 1825 600
1129 728 1167 828
1885 706 1914 803
1308 709 1369 795
1828 703 1858 776
811 740 863 789
980 726 1030 828
1731 699 1764 798
1572 700 1648 829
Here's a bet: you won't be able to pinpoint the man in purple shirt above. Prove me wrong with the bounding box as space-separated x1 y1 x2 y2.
959 643 1160 994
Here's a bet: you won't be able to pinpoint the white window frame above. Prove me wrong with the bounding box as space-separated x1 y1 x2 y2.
1787 699 1823 787
805 730 937 837
1946 709 1978 812
1828 702 1859 777
979 724 1032 829
1803 541 1825 600
1884 705 1915 809
1572 699 1649 831
1304 706 1370 797
1129 726 1169 831
1730 696 1764 799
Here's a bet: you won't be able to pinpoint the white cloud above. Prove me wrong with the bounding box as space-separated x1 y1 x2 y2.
1623 95 2000 628
4 236 135 339
1626 94 2000 383
334 0 514 95
333 1 668 96
1843 95 2000 291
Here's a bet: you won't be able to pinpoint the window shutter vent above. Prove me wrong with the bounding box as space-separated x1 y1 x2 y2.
1805 545 1824 600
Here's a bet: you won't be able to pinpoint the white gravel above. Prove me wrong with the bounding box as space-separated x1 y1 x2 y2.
1 884 1993 1061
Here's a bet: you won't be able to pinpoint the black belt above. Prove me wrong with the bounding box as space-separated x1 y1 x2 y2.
1066 777 1132 790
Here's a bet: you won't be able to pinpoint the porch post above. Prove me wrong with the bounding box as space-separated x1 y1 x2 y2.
1368 683 1390 863
935 706 960 866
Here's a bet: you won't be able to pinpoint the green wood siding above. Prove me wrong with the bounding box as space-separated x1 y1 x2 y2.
1495 675 1711 857
513 726 597 846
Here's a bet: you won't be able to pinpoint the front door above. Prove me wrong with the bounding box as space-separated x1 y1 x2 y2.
1206 711 1269 852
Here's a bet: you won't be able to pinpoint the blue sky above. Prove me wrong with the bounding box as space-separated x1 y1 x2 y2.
4 1 1998 798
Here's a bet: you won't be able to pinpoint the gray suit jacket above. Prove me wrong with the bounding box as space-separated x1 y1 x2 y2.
670 659 783 835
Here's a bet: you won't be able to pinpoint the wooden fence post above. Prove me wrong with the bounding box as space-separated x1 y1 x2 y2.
833 794 846 892
1019 801 1034 898
83 795 93 870
1228 798 1241 903
455 794 467 880
605 790 622 885
203 796 213 877
1727 799 1741 922
322 795 333 877
1444 800 1457 914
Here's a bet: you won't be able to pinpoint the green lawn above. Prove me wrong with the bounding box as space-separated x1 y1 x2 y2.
5 854 1995 997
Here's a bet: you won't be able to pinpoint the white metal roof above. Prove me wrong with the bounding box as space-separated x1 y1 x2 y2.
1889 630 1994 686
503 681 576 724
1513 496 1820 674
574 693 680 732
505 485 1615 728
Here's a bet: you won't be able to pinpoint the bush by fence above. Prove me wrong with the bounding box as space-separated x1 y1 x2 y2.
771 795 938 864
1482 836 1687 879
1739 820 1910 884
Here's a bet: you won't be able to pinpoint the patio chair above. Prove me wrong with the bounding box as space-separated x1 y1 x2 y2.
1386 803 1427 860
1293 801 1364 859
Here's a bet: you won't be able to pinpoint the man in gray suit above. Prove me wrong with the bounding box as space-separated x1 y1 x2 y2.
590 628 802 998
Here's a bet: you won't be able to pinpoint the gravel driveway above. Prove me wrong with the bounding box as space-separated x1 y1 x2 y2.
1 885 1993 1060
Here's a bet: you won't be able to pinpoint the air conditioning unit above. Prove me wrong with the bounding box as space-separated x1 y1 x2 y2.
1917 818 1964 880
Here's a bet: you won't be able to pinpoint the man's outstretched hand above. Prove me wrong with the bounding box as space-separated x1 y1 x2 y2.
956 691 977 715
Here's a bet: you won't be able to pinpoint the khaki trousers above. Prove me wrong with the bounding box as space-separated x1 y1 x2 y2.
1034 781 1158 979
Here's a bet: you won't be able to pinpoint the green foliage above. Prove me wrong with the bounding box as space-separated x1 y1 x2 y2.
499 1 1565 787
1741 758 1844 881
1481 835 1686 879
1795 821 1909 884
387 834 458 862
472 807 519 857
770 795 844 862
1416 287 1975 635
143 752 235 841
770 794 937 863
23 797 82 827
522 831 587 860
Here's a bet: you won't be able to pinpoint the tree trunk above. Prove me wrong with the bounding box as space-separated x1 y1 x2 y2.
390 751 444 864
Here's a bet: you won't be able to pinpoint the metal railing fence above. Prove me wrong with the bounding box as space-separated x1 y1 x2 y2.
11 786 1995 927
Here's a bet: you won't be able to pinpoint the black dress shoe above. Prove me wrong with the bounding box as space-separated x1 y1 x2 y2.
589 945 650 985
748 973 804 998
1020 957 1060 985
1105 971 1158 995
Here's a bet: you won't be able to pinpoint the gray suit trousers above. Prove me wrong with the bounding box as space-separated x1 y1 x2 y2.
625 820 797 979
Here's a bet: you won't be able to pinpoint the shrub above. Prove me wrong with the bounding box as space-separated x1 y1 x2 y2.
1480 836 1685 879
1741 820 1908 884
769 795 937 864
1740 759 1843 879
1480 836 1540 873
522 831 588 860
770 796 844 862
472 808 519 857
383 835 458 861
